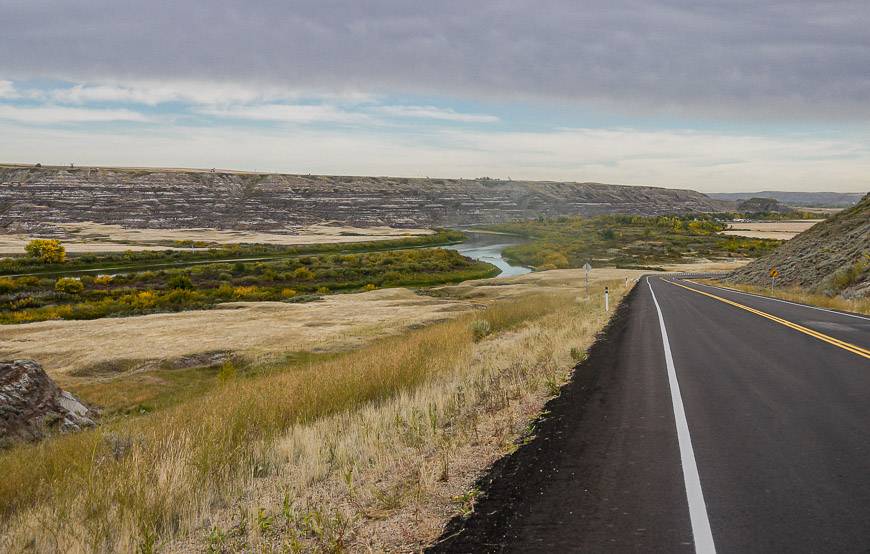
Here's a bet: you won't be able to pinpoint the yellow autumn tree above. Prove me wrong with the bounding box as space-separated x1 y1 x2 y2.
25 239 66 263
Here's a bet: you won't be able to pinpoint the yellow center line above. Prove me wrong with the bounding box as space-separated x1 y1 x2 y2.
663 279 870 360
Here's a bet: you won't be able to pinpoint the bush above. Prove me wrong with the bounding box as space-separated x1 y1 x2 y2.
316 286 330 295
25 239 66 263
167 274 194 290
55 277 84 294
280 288 297 299
363 283 377 291
0 278 16 294
293 267 314 280
470 319 492 341
233 286 258 299
94 275 113 289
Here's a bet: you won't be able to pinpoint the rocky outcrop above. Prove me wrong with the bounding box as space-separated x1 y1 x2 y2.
729 193 870 295
0 166 730 233
0 359 96 447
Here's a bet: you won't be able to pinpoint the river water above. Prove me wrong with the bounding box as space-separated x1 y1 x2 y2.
446 230 532 278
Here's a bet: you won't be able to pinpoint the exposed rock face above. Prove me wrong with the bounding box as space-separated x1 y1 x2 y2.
0 167 730 233
0 359 96 446
729 193 870 296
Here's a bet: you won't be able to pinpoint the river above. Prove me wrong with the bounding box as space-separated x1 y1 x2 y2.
446 230 532 278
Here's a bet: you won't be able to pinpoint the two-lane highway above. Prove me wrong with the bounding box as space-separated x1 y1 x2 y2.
432 276 870 553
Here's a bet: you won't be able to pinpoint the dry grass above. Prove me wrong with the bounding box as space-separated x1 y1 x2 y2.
720 220 822 240
0 281 629 553
0 288 471 380
703 280 870 315
0 222 433 254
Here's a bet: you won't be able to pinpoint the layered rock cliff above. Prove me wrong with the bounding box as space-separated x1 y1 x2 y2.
0 166 729 232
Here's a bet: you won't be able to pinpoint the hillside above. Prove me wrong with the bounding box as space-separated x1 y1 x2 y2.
729 193 870 297
710 191 864 208
736 197 794 214
0 165 729 233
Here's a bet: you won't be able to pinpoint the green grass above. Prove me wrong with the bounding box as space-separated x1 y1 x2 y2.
483 214 782 270
0 247 499 324
0 229 466 276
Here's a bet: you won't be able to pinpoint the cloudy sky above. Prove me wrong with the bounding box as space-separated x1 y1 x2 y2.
1 1 869 192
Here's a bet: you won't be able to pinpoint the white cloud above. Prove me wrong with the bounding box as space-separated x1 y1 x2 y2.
0 105 148 123
49 82 282 106
376 105 499 123
0 80 18 99
1 122 867 192
45 80 379 107
196 104 370 124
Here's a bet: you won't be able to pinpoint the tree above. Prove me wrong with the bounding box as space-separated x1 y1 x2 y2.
25 239 66 263
55 277 84 294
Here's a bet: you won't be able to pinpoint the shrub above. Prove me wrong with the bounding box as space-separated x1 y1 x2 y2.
363 283 377 291
570 347 587 362
316 286 330 295
233 286 258 299
216 283 235 298
0 278 16 294
25 239 66 263
470 319 492 341
292 267 314 280
167 274 194 290
94 275 113 289
128 291 157 309
217 361 237 382
55 277 84 294
280 288 297 299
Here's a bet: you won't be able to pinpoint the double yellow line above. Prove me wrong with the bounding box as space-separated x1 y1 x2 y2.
665 280 870 360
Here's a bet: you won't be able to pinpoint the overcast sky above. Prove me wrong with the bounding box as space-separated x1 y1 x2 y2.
1 0 869 192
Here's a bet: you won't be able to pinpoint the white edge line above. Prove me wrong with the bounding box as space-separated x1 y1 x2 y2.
647 277 717 554
688 280 870 322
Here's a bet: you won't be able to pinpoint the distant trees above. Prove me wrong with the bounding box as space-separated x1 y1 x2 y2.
25 239 66 263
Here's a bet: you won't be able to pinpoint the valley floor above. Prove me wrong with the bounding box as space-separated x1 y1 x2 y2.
0 222 433 254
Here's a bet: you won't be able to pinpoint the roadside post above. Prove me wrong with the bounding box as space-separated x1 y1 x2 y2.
770 267 779 289
583 262 592 297
605 286 609 312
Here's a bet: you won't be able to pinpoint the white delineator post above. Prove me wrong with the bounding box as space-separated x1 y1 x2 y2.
605 286 609 312
583 262 592 297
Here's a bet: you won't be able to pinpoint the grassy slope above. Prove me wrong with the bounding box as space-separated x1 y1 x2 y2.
0 281 629 552
728 193 870 295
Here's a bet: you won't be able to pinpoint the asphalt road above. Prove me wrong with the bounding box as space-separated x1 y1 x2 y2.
431 276 870 553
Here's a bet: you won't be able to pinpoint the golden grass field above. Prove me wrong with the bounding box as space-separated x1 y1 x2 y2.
0 276 632 553
0 222 433 254
720 220 822 240
0 258 754 552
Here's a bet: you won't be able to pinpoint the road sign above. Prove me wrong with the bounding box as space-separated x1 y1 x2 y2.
770 268 779 278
